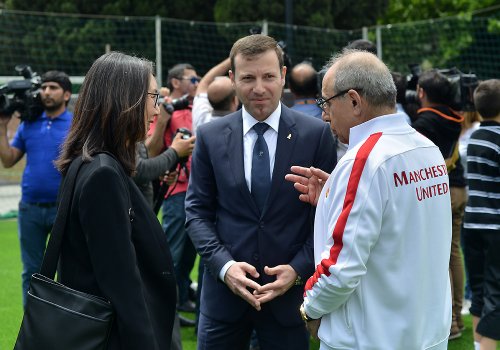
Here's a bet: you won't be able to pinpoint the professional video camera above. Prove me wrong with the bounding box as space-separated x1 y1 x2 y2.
0 65 43 122
162 94 190 114
405 64 478 111
439 68 478 111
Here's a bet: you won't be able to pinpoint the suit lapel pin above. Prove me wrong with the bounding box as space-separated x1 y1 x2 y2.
287 133 291 140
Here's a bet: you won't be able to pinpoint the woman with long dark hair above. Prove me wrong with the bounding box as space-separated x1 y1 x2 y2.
55 52 176 349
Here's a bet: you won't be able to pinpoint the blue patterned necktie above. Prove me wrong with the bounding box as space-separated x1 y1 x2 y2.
251 123 271 213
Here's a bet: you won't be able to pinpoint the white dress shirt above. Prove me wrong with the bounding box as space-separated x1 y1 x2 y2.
242 103 280 192
218 103 282 281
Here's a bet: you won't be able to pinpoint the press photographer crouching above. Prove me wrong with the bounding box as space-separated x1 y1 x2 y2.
0 70 72 307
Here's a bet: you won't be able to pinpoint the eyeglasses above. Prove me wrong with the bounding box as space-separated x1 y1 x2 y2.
182 76 200 84
147 92 160 107
316 88 362 113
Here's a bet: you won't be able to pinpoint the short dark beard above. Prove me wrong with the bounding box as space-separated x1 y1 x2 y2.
42 100 65 113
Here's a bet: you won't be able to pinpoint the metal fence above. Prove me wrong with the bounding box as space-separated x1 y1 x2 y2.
1 8 499 85
0 7 499 216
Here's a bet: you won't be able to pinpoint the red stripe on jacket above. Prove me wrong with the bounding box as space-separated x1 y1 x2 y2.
305 132 383 294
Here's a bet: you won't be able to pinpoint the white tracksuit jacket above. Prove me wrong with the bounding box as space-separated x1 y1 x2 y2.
304 113 452 350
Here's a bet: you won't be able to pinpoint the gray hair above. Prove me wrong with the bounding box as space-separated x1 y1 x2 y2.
325 49 396 108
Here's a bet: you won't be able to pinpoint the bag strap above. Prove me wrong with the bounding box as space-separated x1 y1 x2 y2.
39 156 85 279
40 152 134 279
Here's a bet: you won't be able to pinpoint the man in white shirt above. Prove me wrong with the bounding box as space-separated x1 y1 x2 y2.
287 50 452 350
192 58 239 134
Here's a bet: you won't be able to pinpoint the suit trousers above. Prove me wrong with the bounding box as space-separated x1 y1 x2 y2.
197 305 309 350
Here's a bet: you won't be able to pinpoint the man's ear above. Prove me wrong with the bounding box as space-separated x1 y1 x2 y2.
171 78 180 90
229 70 235 86
417 86 424 100
63 91 71 103
281 66 287 87
348 89 362 113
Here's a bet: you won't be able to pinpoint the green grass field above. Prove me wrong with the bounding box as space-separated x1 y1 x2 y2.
0 218 474 350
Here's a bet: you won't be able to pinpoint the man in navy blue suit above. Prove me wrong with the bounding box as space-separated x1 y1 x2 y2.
185 34 336 350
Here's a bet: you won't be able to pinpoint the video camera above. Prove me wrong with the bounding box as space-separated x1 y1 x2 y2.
406 64 478 111
0 65 44 122
162 94 190 114
439 68 478 112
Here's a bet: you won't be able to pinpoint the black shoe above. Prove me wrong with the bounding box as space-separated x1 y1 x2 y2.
177 300 196 313
179 314 196 327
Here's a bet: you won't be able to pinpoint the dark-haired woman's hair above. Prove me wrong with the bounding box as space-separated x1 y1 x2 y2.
56 52 153 175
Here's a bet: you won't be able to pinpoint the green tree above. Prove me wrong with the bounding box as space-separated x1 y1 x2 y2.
377 1 500 79
213 0 386 29
380 0 498 24
5 0 217 19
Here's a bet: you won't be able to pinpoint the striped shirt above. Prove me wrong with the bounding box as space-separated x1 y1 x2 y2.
464 120 500 231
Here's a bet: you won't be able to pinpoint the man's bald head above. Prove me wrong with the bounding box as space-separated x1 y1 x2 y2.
207 76 237 112
289 63 318 98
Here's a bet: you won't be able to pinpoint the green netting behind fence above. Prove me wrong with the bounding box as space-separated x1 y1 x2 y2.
376 14 500 78
0 9 498 79
0 8 498 217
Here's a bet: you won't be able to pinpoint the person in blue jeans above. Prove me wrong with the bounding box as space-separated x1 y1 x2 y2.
0 71 72 307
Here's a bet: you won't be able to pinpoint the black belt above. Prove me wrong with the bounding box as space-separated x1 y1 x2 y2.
28 202 57 208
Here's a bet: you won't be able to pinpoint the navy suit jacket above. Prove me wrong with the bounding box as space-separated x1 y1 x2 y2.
185 105 336 327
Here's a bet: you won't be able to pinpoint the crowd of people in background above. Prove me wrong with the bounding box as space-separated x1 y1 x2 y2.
0 34 498 350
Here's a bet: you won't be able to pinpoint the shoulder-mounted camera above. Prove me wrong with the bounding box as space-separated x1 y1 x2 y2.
405 64 478 111
0 65 44 122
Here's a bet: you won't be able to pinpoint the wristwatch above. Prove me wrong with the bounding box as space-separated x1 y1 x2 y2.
294 275 304 285
299 303 317 322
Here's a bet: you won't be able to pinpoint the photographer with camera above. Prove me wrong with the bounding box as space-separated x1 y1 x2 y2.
413 69 467 340
146 63 198 325
134 132 194 209
0 70 72 307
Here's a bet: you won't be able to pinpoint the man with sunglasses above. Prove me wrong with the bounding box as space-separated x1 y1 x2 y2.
146 63 199 324
286 50 452 349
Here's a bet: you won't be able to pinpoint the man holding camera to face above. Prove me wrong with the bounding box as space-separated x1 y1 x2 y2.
0 70 72 307
146 63 198 321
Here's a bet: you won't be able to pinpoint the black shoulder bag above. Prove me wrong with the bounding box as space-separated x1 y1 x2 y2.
14 156 115 350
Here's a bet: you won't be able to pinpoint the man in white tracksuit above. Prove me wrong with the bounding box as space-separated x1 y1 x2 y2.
285 50 452 349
